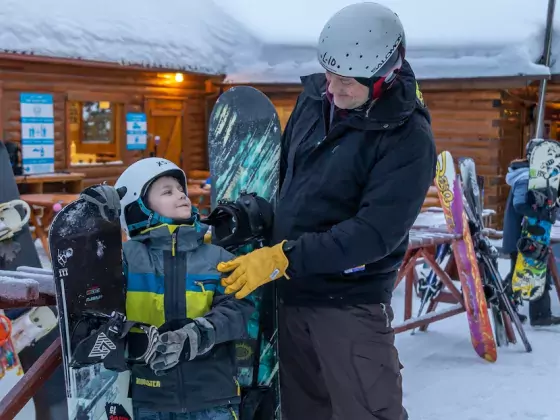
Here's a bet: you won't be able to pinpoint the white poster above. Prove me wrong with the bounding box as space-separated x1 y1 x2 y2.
126 113 147 150
20 93 55 175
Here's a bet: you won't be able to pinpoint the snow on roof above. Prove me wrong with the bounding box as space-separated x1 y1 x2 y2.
219 0 556 83
1 0 557 82
0 0 258 75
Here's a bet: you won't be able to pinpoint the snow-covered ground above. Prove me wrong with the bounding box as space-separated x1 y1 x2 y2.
34 240 560 419
395 258 560 420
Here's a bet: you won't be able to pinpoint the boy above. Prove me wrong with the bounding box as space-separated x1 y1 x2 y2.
502 139 560 327
83 157 253 419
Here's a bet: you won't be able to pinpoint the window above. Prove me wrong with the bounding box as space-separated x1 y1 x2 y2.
68 100 123 166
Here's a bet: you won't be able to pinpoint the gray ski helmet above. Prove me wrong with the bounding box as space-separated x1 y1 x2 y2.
317 2 405 79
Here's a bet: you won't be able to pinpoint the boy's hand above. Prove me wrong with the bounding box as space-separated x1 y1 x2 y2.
150 318 215 376
217 241 290 299
81 184 122 221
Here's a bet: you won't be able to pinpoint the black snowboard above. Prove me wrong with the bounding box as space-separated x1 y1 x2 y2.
48 194 133 420
0 141 41 270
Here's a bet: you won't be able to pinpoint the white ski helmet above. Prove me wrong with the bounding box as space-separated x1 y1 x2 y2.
114 157 188 237
317 2 406 90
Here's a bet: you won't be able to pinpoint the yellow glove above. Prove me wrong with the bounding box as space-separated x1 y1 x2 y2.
217 241 290 299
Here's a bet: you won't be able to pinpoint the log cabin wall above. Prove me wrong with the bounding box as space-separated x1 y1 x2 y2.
238 78 533 228
0 57 219 187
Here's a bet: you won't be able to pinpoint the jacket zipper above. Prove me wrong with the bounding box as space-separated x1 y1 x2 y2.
171 230 188 412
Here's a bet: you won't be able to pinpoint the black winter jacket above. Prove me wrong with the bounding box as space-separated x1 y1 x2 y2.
273 61 437 305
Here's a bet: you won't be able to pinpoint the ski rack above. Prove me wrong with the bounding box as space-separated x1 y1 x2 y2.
393 229 466 334
393 223 560 336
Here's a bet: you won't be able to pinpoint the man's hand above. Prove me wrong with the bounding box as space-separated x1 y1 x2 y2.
217 241 290 299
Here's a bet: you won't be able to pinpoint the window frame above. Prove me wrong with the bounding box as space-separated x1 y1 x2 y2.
65 92 128 168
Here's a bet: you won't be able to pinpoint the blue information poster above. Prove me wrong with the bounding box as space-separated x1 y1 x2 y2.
126 113 147 150
20 93 55 175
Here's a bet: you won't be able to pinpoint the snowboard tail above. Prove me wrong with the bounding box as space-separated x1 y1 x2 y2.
435 151 497 362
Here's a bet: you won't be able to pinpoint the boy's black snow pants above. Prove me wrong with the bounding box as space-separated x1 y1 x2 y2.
508 252 553 321
278 302 406 420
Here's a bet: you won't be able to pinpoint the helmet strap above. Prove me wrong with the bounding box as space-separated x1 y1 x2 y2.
127 197 199 233
354 44 405 100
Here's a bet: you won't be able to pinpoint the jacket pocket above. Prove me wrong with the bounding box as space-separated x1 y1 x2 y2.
130 364 179 409
186 279 217 319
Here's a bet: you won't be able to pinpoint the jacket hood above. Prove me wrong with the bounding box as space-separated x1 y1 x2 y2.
130 222 208 252
505 161 529 186
299 60 429 130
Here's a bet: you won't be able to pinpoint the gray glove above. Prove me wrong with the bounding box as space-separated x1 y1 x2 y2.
80 184 122 221
149 317 216 376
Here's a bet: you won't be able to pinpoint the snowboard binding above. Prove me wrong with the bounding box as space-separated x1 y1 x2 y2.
0 200 31 242
517 236 549 262
70 310 159 372
202 191 274 253
527 187 558 222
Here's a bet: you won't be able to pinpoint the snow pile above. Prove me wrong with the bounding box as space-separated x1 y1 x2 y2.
0 0 258 75
0 269 55 296
218 0 556 83
0 276 39 301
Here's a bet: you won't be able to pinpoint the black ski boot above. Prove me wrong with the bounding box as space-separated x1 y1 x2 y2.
531 315 560 327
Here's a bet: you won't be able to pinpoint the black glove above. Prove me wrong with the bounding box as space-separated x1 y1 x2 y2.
70 311 159 372
202 191 274 251
80 184 125 222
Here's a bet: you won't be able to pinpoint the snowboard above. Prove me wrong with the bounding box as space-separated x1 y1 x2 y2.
0 141 41 271
512 140 560 301
435 151 497 362
207 86 281 416
48 194 133 420
0 140 42 419
459 158 531 353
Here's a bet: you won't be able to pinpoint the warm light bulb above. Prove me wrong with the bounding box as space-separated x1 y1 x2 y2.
174 73 184 82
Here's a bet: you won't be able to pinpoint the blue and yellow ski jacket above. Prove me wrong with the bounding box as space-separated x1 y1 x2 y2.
123 222 254 413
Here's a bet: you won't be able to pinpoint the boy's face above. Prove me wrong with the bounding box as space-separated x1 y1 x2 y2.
147 176 192 220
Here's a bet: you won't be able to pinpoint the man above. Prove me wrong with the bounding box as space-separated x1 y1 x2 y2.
218 2 436 419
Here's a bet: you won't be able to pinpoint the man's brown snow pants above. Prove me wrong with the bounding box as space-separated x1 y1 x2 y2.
279 303 405 420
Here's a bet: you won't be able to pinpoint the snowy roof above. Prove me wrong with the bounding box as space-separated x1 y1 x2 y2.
1 0 558 83
0 0 258 75
219 0 557 83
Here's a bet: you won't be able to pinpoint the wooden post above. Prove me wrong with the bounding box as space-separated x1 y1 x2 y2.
0 338 62 420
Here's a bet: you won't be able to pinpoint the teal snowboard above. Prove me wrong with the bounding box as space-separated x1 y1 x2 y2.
207 86 281 417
